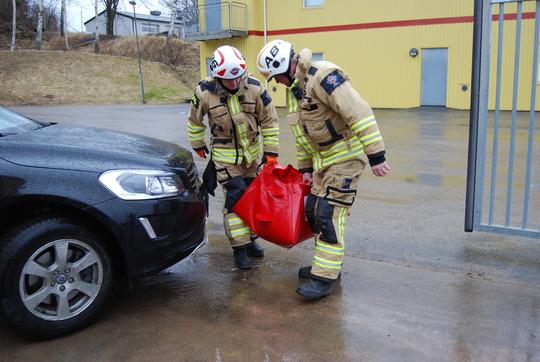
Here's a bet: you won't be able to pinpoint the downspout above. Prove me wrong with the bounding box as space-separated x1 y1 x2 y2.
263 0 267 89
263 0 267 45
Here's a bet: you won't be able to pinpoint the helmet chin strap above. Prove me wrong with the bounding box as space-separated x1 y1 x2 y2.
282 50 296 86
285 73 295 87
217 79 239 94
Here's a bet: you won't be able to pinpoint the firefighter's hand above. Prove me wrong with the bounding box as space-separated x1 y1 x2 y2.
260 153 277 168
371 161 390 177
194 146 209 159
265 155 278 166
302 172 313 185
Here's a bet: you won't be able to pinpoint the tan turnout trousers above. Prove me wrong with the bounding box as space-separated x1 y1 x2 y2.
215 159 259 248
309 159 365 280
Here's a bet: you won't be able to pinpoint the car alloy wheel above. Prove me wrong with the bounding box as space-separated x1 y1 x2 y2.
19 238 104 321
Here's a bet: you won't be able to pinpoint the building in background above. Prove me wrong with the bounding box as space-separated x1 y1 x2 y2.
185 0 538 110
84 10 184 37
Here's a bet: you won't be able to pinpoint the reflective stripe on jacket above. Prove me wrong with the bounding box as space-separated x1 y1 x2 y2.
211 137 262 164
289 49 386 171
292 125 364 171
187 75 279 165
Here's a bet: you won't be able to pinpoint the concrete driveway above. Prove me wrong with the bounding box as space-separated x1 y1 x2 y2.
1 104 539 361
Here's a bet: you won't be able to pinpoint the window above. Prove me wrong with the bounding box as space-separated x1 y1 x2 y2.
141 24 159 33
304 0 324 7
206 57 213 77
312 52 324 61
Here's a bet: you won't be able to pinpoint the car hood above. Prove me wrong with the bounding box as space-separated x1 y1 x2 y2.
0 124 193 172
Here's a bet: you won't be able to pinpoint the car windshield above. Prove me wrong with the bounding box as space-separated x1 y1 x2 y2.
0 107 43 136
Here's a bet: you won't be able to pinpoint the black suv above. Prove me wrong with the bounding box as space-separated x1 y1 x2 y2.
0 106 207 339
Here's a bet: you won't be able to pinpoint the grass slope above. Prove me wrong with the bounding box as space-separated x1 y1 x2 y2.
0 48 197 105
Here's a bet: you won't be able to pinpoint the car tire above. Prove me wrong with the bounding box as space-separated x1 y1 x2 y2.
0 215 114 339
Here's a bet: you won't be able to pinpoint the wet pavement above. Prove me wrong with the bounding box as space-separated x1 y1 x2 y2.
2 104 540 361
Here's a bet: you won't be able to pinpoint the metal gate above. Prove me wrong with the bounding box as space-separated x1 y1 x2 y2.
465 0 540 238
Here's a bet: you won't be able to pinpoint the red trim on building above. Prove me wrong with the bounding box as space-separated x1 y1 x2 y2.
248 12 535 36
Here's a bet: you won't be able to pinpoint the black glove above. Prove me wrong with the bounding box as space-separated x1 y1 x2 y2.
201 159 217 196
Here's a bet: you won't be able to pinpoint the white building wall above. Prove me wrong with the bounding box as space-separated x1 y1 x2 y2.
115 15 134 36
84 15 107 35
85 13 184 37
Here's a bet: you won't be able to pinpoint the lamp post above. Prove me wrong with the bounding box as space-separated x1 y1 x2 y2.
129 0 145 104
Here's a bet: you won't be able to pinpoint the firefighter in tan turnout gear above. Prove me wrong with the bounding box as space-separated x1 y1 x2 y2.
188 45 279 269
257 40 390 299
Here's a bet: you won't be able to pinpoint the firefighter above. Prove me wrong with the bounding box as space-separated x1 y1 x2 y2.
256 40 390 299
188 45 279 270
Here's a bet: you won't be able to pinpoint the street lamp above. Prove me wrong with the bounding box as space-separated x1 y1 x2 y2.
129 0 145 104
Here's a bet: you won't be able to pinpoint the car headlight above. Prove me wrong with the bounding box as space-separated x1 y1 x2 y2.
99 170 185 200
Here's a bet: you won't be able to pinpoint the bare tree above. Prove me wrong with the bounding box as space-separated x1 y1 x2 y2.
31 0 59 33
60 0 65 36
1 0 58 37
160 0 197 41
35 0 43 49
10 0 16 51
165 0 178 44
94 0 100 53
61 0 69 49
179 0 198 31
101 0 119 35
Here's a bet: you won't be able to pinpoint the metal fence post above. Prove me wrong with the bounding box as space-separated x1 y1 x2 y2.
465 0 486 232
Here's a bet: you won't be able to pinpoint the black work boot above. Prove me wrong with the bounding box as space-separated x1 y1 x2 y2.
247 240 264 258
233 246 252 270
298 266 312 278
296 278 334 300
298 266 341 279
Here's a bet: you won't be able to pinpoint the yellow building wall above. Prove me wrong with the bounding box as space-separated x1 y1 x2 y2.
196 0 539 111
264 23 474 109
267 0 473 29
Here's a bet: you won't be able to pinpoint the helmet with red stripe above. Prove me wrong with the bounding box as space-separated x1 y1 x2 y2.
210 45 247 80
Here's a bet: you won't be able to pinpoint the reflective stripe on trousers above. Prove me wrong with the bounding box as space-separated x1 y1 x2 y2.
222 176 251 248
311 206 348 280
223 212 251 247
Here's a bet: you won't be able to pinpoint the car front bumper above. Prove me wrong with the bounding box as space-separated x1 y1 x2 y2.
90 189 208 279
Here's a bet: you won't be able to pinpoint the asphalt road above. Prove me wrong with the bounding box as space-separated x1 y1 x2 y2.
1 104 539 361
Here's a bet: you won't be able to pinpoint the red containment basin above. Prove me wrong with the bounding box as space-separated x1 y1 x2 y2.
233 164 313 248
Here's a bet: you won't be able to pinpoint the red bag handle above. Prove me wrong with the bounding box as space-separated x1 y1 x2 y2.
271 164 297 180
264 164 310 195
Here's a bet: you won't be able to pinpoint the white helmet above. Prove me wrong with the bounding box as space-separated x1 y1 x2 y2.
210 45 247 79
256 39 293 80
